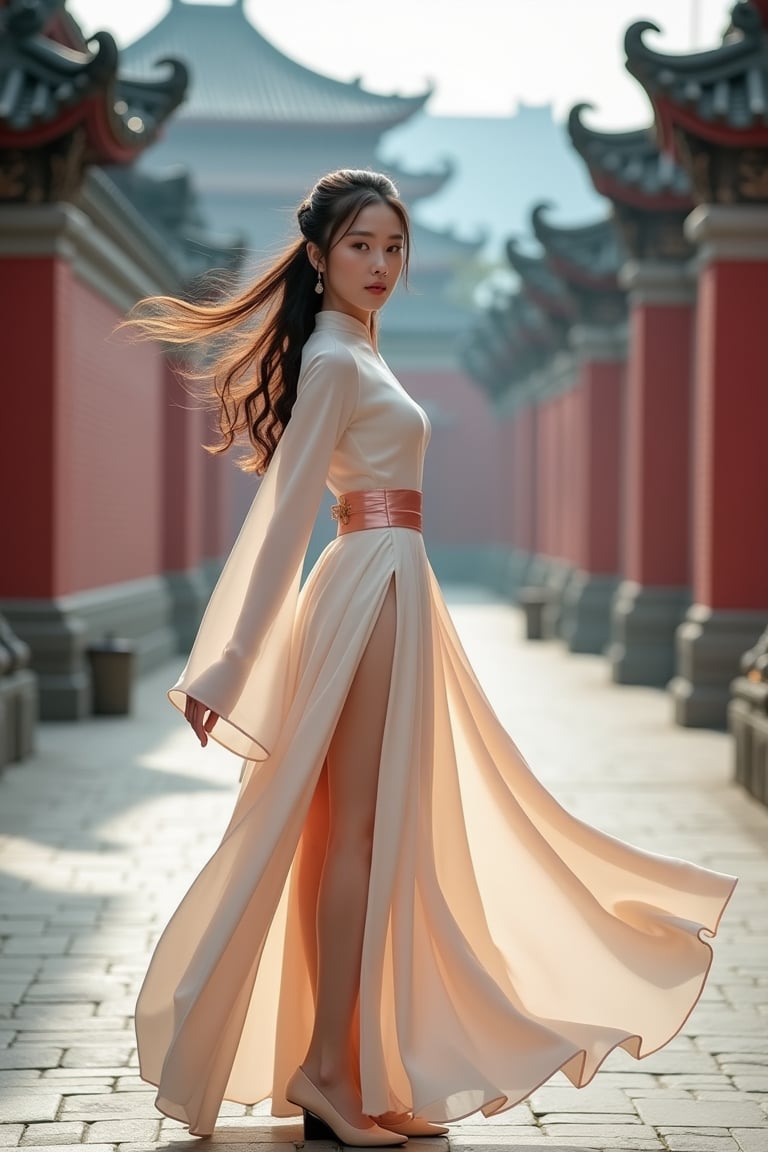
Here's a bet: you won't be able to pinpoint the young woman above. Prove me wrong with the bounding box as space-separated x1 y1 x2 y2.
131 169 735 1145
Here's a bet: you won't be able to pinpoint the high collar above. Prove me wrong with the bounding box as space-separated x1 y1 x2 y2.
314 310 373 343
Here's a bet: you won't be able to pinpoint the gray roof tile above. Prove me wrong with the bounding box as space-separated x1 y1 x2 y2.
567 103 692 205
0 0 187 151
625 2 768 135
121 0 429 128
531 203 625 282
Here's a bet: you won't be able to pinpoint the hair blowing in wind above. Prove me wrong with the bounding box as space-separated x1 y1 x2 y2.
124 169 411 474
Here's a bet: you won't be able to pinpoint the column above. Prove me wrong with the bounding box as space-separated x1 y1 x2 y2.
560 325 626 653
670 205 768 726
162 360 209 652
0 206 175 719
201 443 237 593
515 402 538 569
499 392 537 598
609 261 695 685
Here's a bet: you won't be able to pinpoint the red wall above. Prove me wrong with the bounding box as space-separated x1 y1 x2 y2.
2 257 165 598
201 446 237 560
579 361 624 575
561 387 582 570
3 258 57 596
60 271 164 593
162 362 206 572
400 368 503 548
500 406 537 554
624 302 692 587
515 406 537 554
497 414 516 549
693 261 768 609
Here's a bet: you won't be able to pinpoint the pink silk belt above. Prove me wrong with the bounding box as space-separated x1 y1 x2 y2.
331 488 423 536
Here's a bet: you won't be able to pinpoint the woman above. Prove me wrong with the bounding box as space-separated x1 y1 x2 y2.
131 169 735 1145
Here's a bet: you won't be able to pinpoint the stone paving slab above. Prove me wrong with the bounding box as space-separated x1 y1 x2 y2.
0 592 767 1152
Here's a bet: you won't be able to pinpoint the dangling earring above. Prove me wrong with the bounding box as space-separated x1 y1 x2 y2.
314 269 324 295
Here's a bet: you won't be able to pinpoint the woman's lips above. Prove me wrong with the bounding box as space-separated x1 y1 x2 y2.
365 285 387 294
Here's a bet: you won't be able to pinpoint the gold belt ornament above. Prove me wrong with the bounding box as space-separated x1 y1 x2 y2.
330 496 352 525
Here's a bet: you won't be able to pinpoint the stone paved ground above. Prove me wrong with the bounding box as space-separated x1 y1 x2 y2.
0 590 766 1152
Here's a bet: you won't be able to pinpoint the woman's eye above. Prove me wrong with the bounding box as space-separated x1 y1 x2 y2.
352 242 368 250
388 245 403 253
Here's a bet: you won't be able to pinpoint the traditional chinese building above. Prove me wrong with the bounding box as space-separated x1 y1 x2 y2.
120 0 438 251
466 0 768 741
0 0 241 721
566 104 695 690
519 206 627 655
120 0 496 581
625 0 768 727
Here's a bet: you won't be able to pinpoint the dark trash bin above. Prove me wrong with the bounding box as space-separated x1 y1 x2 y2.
86 635 135 715
518 586 551 641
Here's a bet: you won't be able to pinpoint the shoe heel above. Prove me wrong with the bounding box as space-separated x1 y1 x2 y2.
303 1108 338 1141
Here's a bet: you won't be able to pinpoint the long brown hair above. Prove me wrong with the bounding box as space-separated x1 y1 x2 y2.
125 169 411 473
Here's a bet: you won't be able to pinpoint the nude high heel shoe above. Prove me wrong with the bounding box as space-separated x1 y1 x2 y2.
378 1116 449 1137
285 1067 407 1146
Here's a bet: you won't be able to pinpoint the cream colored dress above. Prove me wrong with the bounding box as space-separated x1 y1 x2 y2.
135 310 736 1136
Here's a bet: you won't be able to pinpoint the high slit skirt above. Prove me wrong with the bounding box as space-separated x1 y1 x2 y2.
135 525 736 1136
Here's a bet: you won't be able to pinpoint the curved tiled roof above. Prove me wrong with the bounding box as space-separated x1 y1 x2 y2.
463 290 553 396
625 2 768 145
408 218 484 273
121 0 431 128
505 238 574 319
105 164 244 282
531 203 624 286
0 0 187 158
383 155 454 203
567 103 692 209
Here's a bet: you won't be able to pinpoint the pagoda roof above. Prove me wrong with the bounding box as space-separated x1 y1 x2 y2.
530 203 624 290
567 103 692 210
409 218 484 272
383 155 454 203
625 1 768 150
0 0 187 161
105 163 244 283
505 237 575 320
121 0 431 130
463 290 552 396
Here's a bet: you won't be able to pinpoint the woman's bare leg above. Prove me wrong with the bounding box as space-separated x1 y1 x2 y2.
302 578 397 1124
295 760 329 1003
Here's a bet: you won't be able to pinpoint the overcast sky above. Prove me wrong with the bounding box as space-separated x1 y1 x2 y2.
68 0 734 127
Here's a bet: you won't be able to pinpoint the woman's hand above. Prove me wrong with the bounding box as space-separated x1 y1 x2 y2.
184 696 220 747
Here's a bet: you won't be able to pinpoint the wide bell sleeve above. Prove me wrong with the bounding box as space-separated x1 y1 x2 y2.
168 340 359 761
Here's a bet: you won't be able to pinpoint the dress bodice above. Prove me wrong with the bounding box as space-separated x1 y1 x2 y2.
305 311 431 496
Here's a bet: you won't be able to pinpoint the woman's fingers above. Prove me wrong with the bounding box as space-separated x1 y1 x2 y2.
184 696 216 747
203 709 220 734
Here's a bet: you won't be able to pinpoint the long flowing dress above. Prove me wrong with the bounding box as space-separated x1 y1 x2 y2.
135 309 736 1137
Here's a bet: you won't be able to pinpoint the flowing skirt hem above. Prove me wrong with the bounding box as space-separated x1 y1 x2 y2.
139 871 736 1134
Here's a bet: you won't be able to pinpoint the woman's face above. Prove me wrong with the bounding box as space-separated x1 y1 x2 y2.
317 201 405 323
